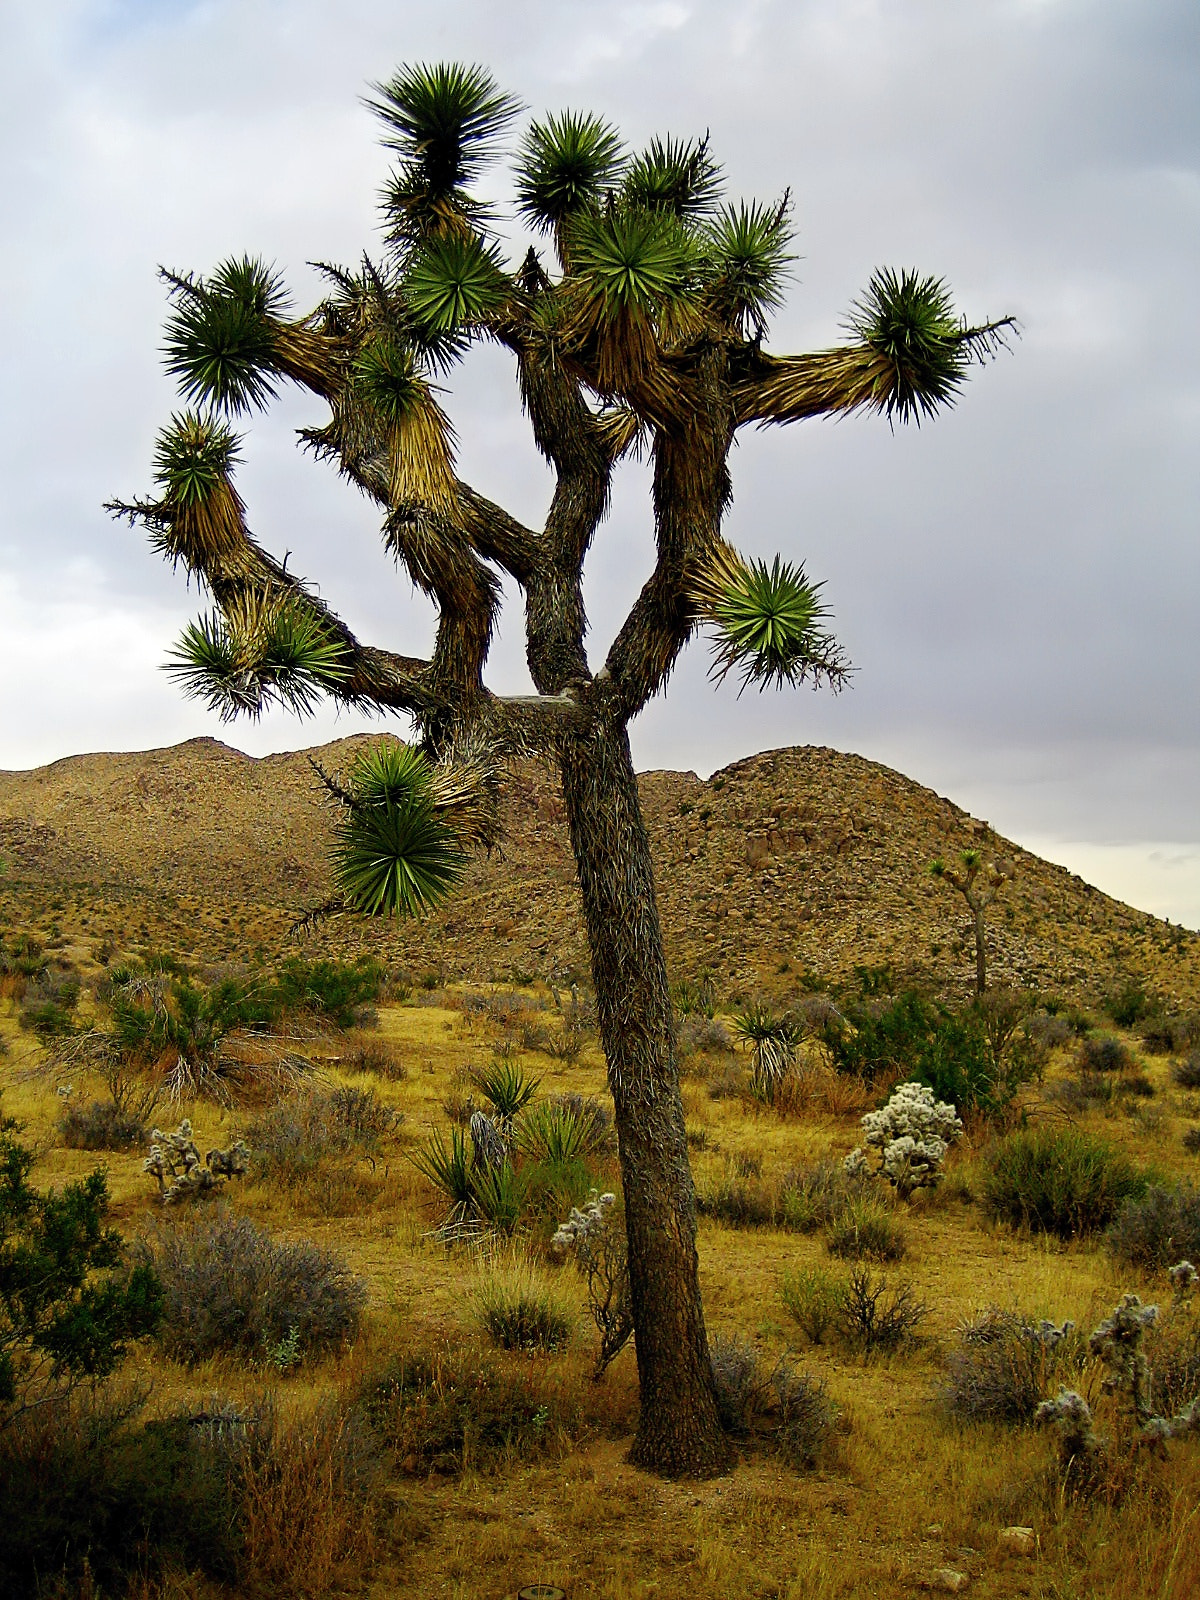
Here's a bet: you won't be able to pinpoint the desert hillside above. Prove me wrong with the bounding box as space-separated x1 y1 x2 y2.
1 735 1195 1008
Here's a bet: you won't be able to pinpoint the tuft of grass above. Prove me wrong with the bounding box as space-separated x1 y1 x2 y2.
782 1265 843 1345
824 1196 907 1262
709 1333 838 1468
471 1257 575 1352
982 1125 1148 1239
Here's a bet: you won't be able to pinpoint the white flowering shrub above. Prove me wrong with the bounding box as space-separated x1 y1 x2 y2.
552 1191 632 1377
144 1120 249 1203
844 1081 962 1198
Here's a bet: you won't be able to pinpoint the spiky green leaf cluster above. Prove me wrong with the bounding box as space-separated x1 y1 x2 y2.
151 412 240 506
405 233 509 334
704 200 794 338
369 63 521 243
844 268 969 423
709 555 846 693
166 599 349 721
515 111 626 234
331 742 466 918
623 135 723 219
352 336 428 424
568 208 693 314
163 256 288 414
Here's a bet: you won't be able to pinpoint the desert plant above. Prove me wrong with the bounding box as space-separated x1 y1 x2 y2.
514 1097 603 1166
59 1095 148 1152
824 1196 907 1262
247 1084 397 1187
837 1266 928 1355
844 1079 962 1199
116 58 1010 1477
143 1119 250 1202
942 1309 1079 1424
1 1109 163 1419
697 1163 779 1228
1107 1184 1200 1271
779 1158 871 1233
1184 1127 1200 1155
983 1125 1148 1239
17 968 80 1037
472 1058 540 1126
1080 1034 1134 1074
361 1350 580 1476
471 1258 574 1352
1142 1014 1200 1055
929 848 1011 994
782 1264 843 1344
733 1002 801 1105
708 1333 837 1467
271 954 386 1027
1173 1051 1200 1090
146 1208 366 1364
553 1191 633 1378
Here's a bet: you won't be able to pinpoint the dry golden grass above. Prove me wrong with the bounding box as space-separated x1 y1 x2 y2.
5 984 1200 1599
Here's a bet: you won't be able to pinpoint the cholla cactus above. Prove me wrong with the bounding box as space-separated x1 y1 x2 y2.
553 1191 632 1378
1090 1293 1159 1425
844 1081 962 1198
1035 1388 1102 1463
144 1119 249 1203
1168 1259 1197 1309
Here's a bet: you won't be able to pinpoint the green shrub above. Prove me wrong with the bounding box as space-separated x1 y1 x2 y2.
472 1058 540 1123
1141 1014 1200 1055
1 1110 163 1416
1105 980 1151 1027
471 1260 574 1352
360 1351 581 1476
17 969 80 1037
1106 1183 1200 1270
1173 1052 1200 1090
824 1197 907 1262
272 955 387 1028
1079 1034 1133 1074
983 1126 1148 1239
146 1208 366 1364
697 1165 778 1228
782 1265 843 1344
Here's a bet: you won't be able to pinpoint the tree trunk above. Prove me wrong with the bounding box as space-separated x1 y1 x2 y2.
559 715 732 1478
971 899 988 994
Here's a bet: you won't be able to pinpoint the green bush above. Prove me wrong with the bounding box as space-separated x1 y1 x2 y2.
1106 1183 1200 1270
17 969 80 1037
1173 1052 1200 1090
471 1260 574 1352
271 955 387 1029
1 1109 163 1415
983 1126 1148 1239
146 1208 366 1365
781 1265 843 1344
58 1097 147 1151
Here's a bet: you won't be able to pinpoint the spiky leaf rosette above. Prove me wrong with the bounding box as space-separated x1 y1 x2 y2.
844 268 977 424
368 62 522 243
691 542 847 693
703 200 794 339
514 111 626 239
166 594 348 720
622 135 723 219
150 412 247 568
163 256 289 415
404 233 510 337
331 742 466 917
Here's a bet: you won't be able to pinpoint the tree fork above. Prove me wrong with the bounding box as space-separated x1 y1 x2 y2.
559 716 733 1477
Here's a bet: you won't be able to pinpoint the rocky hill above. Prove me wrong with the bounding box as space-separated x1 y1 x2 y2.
1 736 1196 1008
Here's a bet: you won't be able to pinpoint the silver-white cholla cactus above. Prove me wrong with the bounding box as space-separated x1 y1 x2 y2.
144 1119 250 1203
844 1081 963 1198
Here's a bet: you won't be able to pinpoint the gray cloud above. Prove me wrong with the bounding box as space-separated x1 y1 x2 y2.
2 0 1197 924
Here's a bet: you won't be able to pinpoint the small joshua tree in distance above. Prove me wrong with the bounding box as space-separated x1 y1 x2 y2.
930 847 1012 994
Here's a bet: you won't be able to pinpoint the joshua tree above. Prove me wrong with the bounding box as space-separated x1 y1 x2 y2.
930 847 1012 993
111 64 1011 1476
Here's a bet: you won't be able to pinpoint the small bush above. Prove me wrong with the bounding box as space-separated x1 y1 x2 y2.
1142 1014 1200 1056
1173 1051 1200 1090
58 1097 147 1151
941 1309 1080 1424
17 969 80 1037
1106 1183 1200 1270
472 1058 540 1123
837 1266 928 1354
782 1265 843 1344
1105 980 1151 1027
472 1260 574 1352
982 1126 1148 1239
676 1015 732 1057
697 1165 778 1228
1048 1073 1116 1112
343 1036 408 1079
1079 1035 1133 1074
360 1351 581 1476
247 1084 397 1186
272 955 386 1029
825 1197 907 1262
147 1209 366 1365
708 1333 837 1467
779 1159 871 1233
1183 1126 1200 1155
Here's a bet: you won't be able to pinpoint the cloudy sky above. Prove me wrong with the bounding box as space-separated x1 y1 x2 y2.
2 0 1197 926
